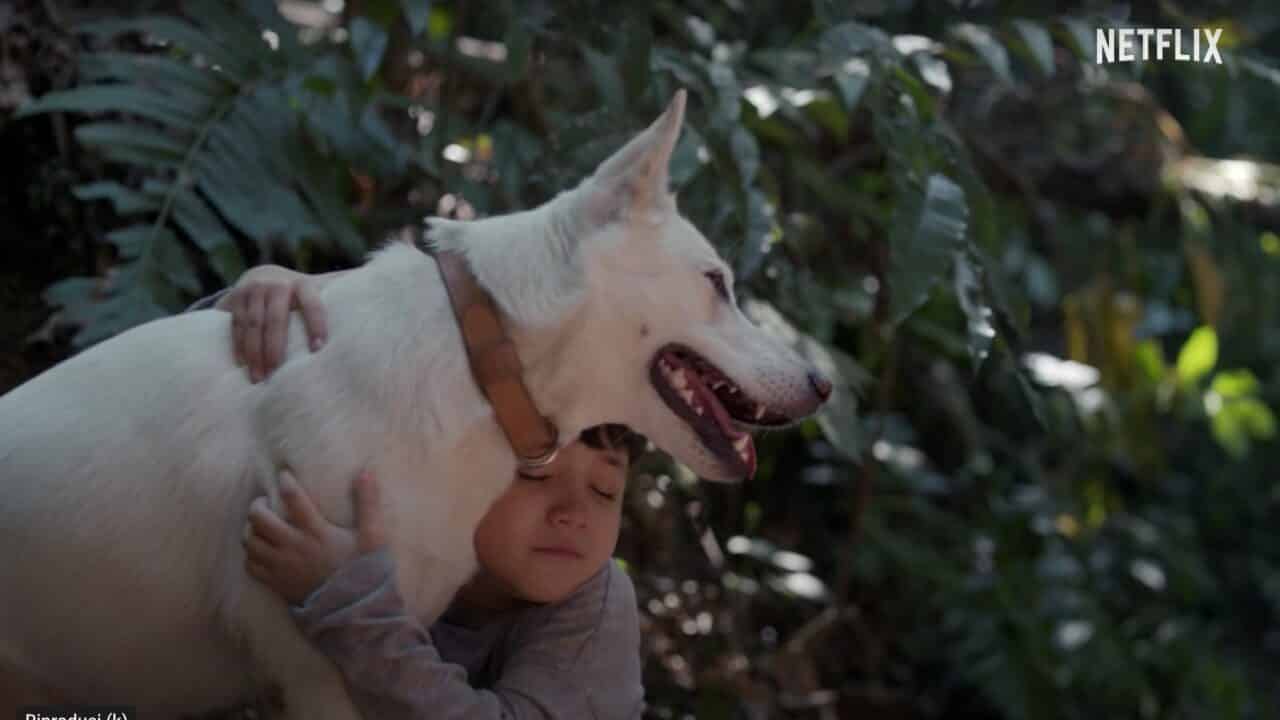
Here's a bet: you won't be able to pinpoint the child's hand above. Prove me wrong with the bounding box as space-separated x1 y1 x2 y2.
220 264 328 383
243 468 387 606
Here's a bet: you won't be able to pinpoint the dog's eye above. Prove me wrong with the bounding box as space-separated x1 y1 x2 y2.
705 271 730 302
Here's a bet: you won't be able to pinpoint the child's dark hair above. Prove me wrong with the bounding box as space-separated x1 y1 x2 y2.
578 423 647 465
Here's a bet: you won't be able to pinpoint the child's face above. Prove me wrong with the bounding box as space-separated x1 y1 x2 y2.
471 439 628 604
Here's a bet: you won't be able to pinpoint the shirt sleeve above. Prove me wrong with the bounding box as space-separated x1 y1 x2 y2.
185 286 232 312
289 550 644 720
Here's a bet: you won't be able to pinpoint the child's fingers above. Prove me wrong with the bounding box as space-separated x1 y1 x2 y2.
353 470 387 549
246 559 273 583
241 288 268 383
294 281 328 352
246 496 297 547
262 287 292 377
230 286 241 363
242 532 278 566
230 291 246 368
278 469 322 533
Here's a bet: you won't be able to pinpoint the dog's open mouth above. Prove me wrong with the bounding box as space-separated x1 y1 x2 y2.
649 344 791 478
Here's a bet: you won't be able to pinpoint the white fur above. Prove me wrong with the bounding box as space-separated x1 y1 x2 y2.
0 92 828 717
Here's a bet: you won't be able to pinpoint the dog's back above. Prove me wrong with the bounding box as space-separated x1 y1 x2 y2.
0 242 522 715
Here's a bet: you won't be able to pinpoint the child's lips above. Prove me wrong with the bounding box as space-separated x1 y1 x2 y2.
532 545 584 559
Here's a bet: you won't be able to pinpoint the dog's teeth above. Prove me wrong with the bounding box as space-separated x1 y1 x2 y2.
672 371 688 390
694 406 703 416
734 436 749 452
681 389 695 406
753 405 766 421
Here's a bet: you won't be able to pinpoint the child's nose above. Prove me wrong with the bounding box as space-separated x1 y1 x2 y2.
549 489 589 528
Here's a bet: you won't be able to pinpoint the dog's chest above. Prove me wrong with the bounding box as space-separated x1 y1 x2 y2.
374 422 518 622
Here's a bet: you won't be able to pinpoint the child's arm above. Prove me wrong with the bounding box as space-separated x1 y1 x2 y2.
244 470 646 719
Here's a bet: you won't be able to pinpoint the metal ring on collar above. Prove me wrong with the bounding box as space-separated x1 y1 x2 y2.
518 445 560 470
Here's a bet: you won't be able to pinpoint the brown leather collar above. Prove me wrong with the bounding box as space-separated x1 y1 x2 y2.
425 245 560 469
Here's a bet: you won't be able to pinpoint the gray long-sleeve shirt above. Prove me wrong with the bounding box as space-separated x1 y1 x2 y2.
291 549 645 719
186 288 645 718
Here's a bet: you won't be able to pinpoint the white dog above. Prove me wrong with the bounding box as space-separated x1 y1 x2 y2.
0 91 831 717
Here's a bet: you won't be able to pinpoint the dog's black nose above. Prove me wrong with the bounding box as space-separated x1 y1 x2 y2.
809 371 832 401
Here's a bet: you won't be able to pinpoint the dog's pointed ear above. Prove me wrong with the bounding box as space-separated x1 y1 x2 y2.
579 90 686 224
593 90 685 187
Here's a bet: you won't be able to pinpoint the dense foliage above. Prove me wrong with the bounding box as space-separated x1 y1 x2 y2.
3 0 1279 717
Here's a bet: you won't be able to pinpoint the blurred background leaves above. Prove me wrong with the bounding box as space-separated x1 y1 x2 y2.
2 0 1280 717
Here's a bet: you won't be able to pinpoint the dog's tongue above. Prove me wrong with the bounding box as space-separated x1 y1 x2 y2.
690 373 757 477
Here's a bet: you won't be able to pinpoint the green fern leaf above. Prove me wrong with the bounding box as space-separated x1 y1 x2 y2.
78 52 230 109
77 16 257 82
74 182 160 215
74 122 188 169
163 184 248 283
104 225 157 260
145 228 202 295
20 84 205 130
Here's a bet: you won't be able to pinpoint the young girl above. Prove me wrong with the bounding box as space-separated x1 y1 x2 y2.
193 267 647 718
